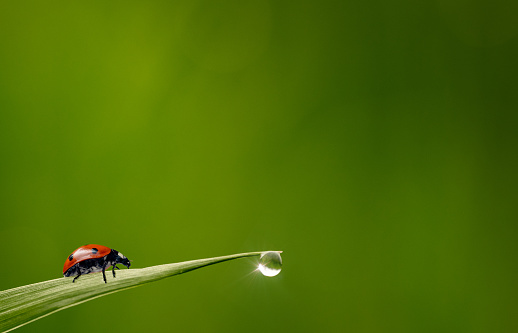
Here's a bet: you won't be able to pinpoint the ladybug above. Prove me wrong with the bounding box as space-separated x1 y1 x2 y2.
63 244 131 283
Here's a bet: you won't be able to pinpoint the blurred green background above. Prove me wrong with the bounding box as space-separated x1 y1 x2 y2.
1 1 517 332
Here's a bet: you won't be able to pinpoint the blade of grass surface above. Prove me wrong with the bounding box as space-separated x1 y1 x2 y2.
0 251 282 333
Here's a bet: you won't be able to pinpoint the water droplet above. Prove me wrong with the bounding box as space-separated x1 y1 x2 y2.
258 251 282 277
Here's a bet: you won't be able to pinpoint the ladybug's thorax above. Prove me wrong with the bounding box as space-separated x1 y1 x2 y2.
113 250 131 269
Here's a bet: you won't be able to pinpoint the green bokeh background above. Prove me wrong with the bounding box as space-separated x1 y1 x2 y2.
1 1 517 332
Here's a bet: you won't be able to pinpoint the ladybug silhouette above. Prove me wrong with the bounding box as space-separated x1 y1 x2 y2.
63 244 131 283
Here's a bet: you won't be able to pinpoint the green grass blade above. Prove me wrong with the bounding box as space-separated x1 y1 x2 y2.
0 251 281 333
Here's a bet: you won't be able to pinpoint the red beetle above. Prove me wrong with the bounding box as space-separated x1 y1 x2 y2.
63 244 131 283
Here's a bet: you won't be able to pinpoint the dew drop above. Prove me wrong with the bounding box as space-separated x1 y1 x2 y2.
258 251 282 277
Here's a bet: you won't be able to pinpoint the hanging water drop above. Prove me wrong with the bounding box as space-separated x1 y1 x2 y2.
258 251 282 277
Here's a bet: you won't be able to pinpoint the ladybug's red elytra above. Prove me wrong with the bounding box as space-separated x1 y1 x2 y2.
63 244 131 283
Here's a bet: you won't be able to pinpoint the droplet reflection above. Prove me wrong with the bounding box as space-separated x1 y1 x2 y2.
258 251 282 277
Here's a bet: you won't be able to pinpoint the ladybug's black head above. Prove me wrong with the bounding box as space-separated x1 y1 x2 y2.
115 251 131 269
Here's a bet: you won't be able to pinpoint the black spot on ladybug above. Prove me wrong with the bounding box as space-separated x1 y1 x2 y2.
92 248 98 254
68 254 74 261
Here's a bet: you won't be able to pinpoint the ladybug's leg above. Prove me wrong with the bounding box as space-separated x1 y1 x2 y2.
112 265 120 278
73 272 81 283
102 264 107 283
